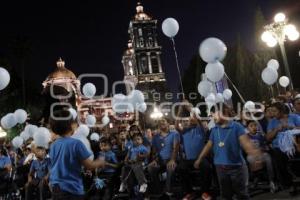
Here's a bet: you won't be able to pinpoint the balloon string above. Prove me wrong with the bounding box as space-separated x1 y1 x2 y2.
171 38 185 95
224 72 245 104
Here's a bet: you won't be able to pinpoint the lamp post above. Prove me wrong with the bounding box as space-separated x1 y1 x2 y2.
261 12 299 90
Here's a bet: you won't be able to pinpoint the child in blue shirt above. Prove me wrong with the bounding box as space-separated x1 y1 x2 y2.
194 104 261 200
25 146 51 200
97 138 118 200
246 120 276 193
119 133 149 194
49 110 106 200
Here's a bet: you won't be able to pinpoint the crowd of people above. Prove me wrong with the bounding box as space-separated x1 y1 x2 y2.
0 92 300 200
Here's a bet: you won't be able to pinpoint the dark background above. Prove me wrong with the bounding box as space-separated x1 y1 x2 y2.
0 0 299 95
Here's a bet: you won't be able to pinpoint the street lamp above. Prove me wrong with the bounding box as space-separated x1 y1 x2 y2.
261 12 299 90
150 107 163 120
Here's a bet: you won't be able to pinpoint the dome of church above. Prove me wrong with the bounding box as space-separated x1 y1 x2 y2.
47 58 76 80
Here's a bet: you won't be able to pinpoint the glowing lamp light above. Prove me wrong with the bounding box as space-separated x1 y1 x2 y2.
150 107 163 119
261 31 274 42
287 30 300 41
0 127 7 138
284 24 296 35
274 13 286 23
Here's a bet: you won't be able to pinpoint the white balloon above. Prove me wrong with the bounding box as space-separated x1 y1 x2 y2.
0 67 10 91
190 107 201 117
206 93 216 103
75 125 90 137
137 102 147 113
24 124 38 138
68 108 77 120
12 136 24 149
112 94 134 113
72 134 93 159
33 127 51 148
197 80 213 98
128 90 145 109
102 116 110 125
85 115 96 127
20 131 30 141
244 101 255 111
162 18 179 38
14 109 27 124
82 83 96 98
215 93 224 103
223 89 232 100
199 37 227 63
1 113 17 129
90 132 100 142
279 76 290 87
261 67 278 85
267 59 279 71
205 62 225 82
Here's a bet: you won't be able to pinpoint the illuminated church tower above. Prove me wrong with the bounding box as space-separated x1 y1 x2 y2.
122 2 169 104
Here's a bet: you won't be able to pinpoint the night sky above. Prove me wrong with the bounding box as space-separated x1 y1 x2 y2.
0 0 299 95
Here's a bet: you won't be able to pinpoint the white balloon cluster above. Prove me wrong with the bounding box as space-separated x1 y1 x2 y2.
112 90 147 114
0 67 10 91
197 38 231 109
11 124 51 149
1 109 28 129
82 83 96 98
261 59 279 86
199 37 227 83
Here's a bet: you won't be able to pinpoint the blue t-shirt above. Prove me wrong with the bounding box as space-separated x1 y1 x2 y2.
182 126 206 160
0 156 11 169
209 121 246 166
30 158 51 180
49 137 91 195
125 140 133 151
247 132 267 151
97 150 117 173
267 114 300 148
128 145 149 161
152 131 180 161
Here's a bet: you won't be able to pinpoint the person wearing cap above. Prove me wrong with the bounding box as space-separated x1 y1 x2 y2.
25 146 50 200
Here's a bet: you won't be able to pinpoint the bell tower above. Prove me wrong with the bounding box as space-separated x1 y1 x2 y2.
122 2 169 104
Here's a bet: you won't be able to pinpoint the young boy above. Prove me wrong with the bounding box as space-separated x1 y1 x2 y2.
97 138 118 200
25 146 51 200
194 104 261 200
49 110 106 200
119 133 149 193
246 120 276 193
